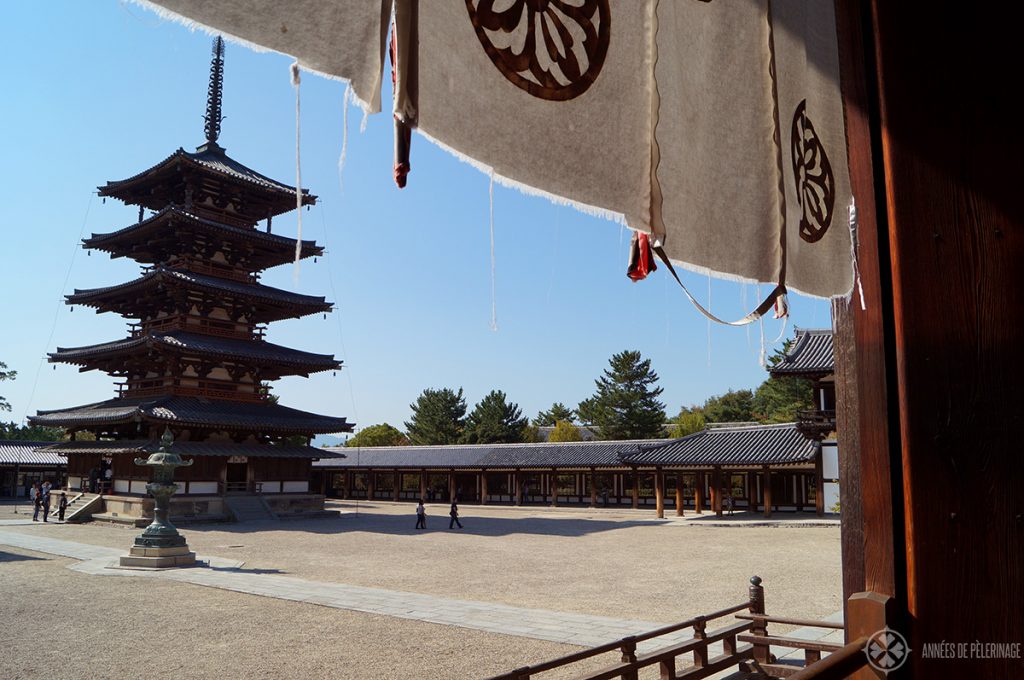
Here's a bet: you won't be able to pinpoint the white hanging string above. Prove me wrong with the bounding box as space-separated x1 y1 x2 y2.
757 284 768 367
291 61 303 278
848 198 866 310
488 172 498 332
338 86 350 197
21 193 93 424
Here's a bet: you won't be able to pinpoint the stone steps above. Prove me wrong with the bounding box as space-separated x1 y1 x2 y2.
224 496 278 523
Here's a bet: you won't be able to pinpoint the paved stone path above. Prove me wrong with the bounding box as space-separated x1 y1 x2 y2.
0 526 843 675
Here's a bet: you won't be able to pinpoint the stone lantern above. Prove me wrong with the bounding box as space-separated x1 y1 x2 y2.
119 428 197 568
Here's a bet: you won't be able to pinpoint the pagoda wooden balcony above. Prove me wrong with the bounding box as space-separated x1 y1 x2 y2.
131 315 265 341
795 409 836 442
144 260 256 283
117 382 267 403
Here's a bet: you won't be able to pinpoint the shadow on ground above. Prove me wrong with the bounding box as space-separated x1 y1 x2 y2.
0 550 47 563
186 508 668 538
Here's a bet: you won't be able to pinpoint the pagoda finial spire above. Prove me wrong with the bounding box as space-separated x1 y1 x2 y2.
203 36 225 144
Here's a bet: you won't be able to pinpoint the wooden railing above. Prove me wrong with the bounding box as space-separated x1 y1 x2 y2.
795 410 837 441
118 382 266 403
487 576 766 680
131 315 264 341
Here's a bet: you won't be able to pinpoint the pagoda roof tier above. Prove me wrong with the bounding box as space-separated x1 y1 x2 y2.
31 396 353 435
98 142 315 221
84 206 322 270
67 267 332 322
50 331 342 378
45 440 345 460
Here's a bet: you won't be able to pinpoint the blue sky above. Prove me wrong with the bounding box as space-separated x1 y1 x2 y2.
0 1 832 437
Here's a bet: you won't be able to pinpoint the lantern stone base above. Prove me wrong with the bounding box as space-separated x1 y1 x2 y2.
119 544 196 568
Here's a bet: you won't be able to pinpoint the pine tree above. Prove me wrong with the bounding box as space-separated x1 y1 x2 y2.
577 350 666 440
533 402 576 426
462 390 528 444
404 388 467 445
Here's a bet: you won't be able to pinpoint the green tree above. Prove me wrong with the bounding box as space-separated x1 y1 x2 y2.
533 402 576 426
347 423 409 447
669 406 706 438
0 361 15 412
702 389 755 423
462 390 528 444
577 350 666 440
0 422 64 441
547 420 583 442
751 339 815 423
405 387 467 445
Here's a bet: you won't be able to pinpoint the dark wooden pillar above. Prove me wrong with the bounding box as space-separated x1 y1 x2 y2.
762 466 771 519
514 471 522 506
480 471 488 505
343 470 351 499
747 471 758 514
694 471 704 514
367 471 375 501
419 469 427 501
392 470 400 502
674 472 684 517
631 469 639 509
447 471 455 502
654 469 665 518
589 468 598 507
549 469 558 507
814 446 825 517
711 466 722 517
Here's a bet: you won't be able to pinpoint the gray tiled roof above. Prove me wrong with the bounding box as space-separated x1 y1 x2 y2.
100 144 316 203
769 328 834 377
619 423 817 467
67 267 331 312
84 206 322 261
31 396 353 435
45 440 344 459
313 439 668 470
0 441 66 466
50 331 341 374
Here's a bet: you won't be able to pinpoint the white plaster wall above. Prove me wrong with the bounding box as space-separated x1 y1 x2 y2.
282 481 309 493
130 480 149 495
189 481 218 495
822 442 840 479
113 479 130 494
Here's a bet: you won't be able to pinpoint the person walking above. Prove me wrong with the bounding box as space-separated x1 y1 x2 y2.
58 492 69 522
415 500 427 530
448 499 463 529
41 482 51 522
30 483 41 521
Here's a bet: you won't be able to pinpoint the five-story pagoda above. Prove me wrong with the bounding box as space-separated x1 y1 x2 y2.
32 38 352 522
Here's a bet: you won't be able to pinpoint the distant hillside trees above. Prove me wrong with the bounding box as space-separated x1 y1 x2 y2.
346 423 409 447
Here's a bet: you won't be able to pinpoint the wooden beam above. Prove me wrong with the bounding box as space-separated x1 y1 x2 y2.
419 469 427 502
590 468 598 508
367 471 375 501
550 469 558 507
747 471 758 514
762 466 771 519
674 471 684 517
480 472 488 505
631 470 639 510
448 471 455 502
514 470 522 506
655 469 665 519
694 471 704 514
392 470 400 502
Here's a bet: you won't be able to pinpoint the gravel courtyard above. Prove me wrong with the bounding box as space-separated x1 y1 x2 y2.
0 501 841 679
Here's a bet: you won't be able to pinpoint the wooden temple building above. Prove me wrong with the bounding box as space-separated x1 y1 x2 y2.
313 421 830 517
29 39 352 521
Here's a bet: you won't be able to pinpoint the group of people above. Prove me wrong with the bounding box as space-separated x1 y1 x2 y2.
28 481 68 522
415 499 463 530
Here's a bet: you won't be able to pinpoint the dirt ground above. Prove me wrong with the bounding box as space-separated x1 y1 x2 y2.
0 500 841 679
